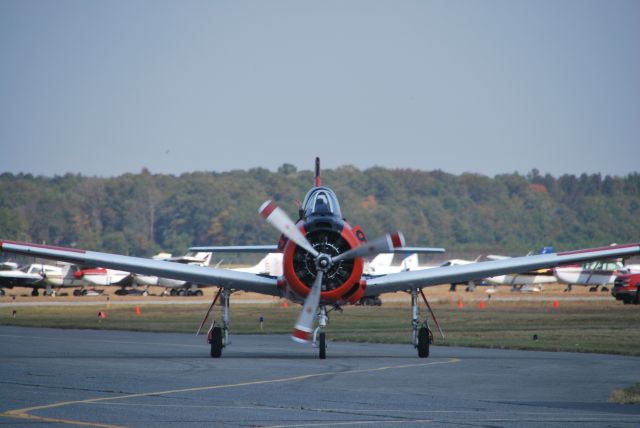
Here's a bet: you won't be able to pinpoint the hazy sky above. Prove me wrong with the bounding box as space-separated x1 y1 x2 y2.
1 0 638 177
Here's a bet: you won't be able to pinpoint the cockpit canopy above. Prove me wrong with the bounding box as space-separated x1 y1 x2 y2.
302 187 342 218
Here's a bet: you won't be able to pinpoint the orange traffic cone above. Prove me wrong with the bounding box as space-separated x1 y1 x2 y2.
457 299 464 309
281 300 289 308
479 300 485 310
135 305 141 316
552 300 559 309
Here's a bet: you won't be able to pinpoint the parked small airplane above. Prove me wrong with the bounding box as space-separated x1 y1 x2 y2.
554 260 626 292
484 247 557 292
133 251 213 296
0 262 43 295
2 158 639 359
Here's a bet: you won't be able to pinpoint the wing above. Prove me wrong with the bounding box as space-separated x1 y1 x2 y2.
188 245 444 254
394 247 445 254
189 245 279 252
364 243 640 295
0 241 280 296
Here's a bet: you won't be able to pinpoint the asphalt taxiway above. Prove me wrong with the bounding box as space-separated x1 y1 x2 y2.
1 326 639 427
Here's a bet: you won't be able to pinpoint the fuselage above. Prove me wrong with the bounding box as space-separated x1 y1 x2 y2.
280 186 366 305
554 261 623 286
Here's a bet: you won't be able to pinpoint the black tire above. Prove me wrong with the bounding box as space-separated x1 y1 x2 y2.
634 288 640 305
81 289 88 296
31 288 39 297
210 326 223 358
178 289 186 297
194 290 203 297
319 332 326 359
417 327 430 358
170 289 177 296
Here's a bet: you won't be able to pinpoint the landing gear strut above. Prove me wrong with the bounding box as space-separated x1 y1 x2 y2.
411 289 431 358
206 288 231 358
312 306 329 359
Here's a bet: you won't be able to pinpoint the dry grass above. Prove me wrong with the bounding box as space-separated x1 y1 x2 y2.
610 383 640 404
2 296 639 356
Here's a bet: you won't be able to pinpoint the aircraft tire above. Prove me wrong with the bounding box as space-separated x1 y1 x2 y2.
634 288 640 305
31 289 39 297
319 332 326 359
194 290 203 297
417 327 430 358
170 289 177 296
210 327 223 358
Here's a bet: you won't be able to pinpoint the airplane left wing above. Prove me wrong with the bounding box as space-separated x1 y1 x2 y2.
364 243 640 295
0 241 280 296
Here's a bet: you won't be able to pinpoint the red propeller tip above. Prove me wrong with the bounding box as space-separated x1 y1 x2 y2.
259 200 277 219
292 327 311 343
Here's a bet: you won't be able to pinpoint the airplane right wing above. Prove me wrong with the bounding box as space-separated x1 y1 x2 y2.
0 241 280 296
189 245 279 252
364 243 640 295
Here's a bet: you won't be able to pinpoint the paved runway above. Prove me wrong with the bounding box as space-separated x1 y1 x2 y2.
1 326 639 427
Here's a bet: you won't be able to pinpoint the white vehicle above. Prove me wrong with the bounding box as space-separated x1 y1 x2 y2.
2 158 639 359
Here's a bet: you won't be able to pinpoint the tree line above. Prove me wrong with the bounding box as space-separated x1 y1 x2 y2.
1 166 638 259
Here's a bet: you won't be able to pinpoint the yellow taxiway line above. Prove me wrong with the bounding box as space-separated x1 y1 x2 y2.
0 358 460 427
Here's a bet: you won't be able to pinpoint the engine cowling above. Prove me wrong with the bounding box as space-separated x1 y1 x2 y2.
283 221 365 304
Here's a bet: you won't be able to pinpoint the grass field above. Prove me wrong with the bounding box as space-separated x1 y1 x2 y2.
2 297 640 356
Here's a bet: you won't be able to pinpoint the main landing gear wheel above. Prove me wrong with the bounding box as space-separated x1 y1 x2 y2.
31 289 39 296
318 332 326 359
210 326 223 358
417 327 430 358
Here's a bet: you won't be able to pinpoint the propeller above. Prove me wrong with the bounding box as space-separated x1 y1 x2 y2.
258 199 404 344
259 200 319 257
332 232 405 263
291 270 323 343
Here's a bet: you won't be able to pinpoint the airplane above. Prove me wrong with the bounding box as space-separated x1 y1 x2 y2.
2 158 640 359
484 247 557 292
0 262 43 295
132 251 213 296
554 260 628 292
0 262 86 296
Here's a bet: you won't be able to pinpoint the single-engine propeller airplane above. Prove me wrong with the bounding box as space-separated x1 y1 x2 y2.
1 158 640 359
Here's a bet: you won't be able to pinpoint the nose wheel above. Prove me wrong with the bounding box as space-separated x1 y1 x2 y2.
318 332 326 359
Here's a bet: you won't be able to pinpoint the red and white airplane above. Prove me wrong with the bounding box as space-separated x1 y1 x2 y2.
2 158 639 359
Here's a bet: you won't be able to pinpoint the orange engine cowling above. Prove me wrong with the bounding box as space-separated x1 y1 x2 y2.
283 222 365 305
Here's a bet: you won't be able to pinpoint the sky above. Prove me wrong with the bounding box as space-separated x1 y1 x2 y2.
1 0 639 178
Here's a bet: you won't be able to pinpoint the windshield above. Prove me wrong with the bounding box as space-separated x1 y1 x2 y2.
301 187 342 218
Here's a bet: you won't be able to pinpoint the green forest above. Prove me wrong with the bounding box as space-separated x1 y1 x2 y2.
1 165 638 259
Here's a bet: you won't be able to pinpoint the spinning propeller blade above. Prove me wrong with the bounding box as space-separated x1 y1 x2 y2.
332 232 405 263
291 270 323 343
259 200 319 257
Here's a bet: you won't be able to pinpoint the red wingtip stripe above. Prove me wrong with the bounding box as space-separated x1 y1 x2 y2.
558 243 639 256
259 201 277 219
390 232 405 248
1 240 86 254
292 328 311 342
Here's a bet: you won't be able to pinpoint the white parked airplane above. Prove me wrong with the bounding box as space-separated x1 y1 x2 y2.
2 158 639 359
484 247 557 292
133 251 213 296
0 262 43 295
554 260 626 292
